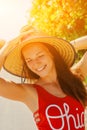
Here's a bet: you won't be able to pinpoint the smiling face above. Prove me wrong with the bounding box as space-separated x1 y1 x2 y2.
21 42 56 78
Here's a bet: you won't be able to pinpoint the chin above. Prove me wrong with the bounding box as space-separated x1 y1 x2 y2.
39 73 49 78
36 69 49 77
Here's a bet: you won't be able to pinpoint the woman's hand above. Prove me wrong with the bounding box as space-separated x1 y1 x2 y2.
70 36 87 51
0 36 20 70
71 51 87 81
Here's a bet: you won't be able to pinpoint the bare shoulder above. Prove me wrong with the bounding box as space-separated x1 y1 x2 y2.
21 83 38 100
0 78 36 102
16 83 37 99
21 83 38 112
0 78 38 111
21 83 37 93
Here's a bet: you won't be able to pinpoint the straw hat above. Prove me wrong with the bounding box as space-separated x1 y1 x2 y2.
3 31 76 78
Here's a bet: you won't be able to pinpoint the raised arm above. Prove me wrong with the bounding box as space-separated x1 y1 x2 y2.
0 78 28 102
0 37 19 70
0 37 30 102
71 51 87 81
0 77 37 112
70 35 87 51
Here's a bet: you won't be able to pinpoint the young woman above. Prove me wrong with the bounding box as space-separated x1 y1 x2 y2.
0 30 87 130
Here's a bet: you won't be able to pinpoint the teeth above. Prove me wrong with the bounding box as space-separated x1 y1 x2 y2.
37 65 46 71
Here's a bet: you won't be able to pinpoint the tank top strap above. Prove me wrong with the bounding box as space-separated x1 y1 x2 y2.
33 84 47 96
33 84 48 104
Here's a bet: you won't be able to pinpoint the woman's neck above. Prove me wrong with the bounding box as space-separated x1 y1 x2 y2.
38 65 58 84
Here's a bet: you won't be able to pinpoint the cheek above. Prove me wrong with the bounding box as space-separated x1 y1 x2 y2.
26 61 34 70
47 58 54 69
46 56 53 64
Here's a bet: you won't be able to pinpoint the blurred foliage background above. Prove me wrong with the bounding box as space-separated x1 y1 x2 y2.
26 0 87 83
27 0 87 41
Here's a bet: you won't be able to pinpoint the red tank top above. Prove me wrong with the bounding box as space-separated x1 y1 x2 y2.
33 84 85 130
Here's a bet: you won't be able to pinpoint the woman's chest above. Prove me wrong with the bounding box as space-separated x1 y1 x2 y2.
34 95 85 130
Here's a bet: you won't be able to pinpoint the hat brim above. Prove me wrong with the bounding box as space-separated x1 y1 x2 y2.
4 36 76 78
0 40 5 49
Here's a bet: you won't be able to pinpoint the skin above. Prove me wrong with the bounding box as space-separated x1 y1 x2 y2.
0 42 66 113
70 35 87 51
71 51 87 81
70 36 87 80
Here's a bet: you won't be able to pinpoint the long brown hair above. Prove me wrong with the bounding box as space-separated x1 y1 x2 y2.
44 43 87 107
21 42 87 107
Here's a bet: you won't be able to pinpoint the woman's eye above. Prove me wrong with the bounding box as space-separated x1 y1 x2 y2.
38 55 44 58
26 59 32 63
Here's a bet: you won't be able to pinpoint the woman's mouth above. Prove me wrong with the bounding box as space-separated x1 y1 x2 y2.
36 65 47 72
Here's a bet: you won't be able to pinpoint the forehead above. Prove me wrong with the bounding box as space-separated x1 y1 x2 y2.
22 42 49 53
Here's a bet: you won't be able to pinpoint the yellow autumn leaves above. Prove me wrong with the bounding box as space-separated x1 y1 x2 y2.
28 0 87 41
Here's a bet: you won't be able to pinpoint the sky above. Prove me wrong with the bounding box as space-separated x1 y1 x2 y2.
0 0 32 41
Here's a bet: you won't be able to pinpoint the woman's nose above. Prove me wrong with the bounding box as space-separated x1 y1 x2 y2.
33 59 42 67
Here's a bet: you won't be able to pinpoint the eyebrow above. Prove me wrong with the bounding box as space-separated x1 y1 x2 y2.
25 57 31 61
25 51 43 60
36 51 43 55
